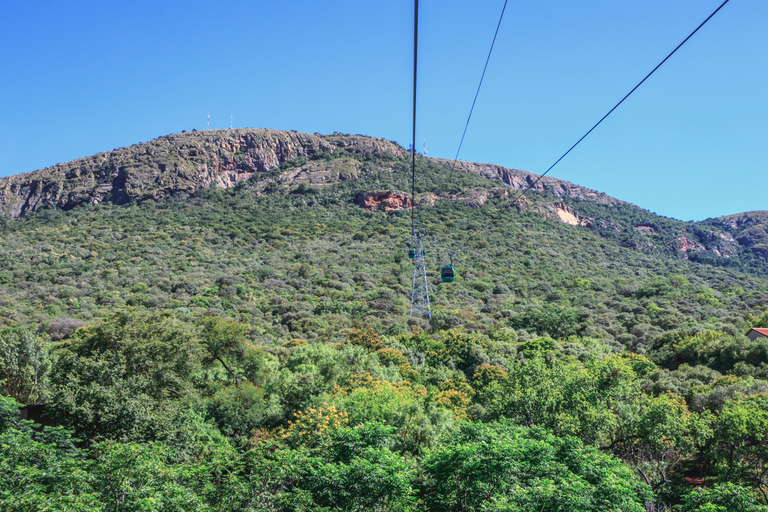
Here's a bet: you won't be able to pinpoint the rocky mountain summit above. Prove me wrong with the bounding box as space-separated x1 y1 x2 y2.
0 129 618 219
0 129 405 218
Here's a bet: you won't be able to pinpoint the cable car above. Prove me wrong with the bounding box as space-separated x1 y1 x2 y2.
440 252 455 282
408 248 425 258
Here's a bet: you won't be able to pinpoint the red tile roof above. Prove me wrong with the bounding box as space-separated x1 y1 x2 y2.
748 328 768 336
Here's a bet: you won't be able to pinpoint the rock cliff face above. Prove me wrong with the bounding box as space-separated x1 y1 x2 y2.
437 159 622 206
356 191 413 211
0 129 406 218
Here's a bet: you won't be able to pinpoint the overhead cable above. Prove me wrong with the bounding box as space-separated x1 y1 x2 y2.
411 0 419 234
448 0 510 184
507 0 731 208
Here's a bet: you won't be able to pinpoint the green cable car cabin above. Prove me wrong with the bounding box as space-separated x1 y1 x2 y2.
441 252 456 282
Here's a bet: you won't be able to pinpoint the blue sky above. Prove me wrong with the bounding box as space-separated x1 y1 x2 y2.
1 0 764 221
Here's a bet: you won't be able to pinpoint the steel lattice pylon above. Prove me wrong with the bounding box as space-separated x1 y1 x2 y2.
410 233 431 320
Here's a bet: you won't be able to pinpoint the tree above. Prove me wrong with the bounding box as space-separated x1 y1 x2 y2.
674 483 768 512
201 316 250 383
711 394 768 501
482 353 641 446
0 328 48 404
509 306 581 339
47 309 205 442
209 382 273 441
608 392 712 500
278 420 417 511
274 343 398 416
421 421 651 512
330 375 455 454
0 396 99 510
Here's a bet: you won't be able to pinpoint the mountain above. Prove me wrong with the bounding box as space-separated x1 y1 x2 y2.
0 127 766 342
1 128 765 267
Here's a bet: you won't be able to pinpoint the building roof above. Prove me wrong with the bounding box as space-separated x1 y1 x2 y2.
747 328 768 337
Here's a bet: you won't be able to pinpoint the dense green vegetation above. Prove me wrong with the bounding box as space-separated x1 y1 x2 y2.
3 147 768 510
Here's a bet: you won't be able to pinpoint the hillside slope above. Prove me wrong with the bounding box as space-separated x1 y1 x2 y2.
0 130 765 351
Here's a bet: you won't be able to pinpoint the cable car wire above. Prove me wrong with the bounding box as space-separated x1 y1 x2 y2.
505 0 731 209
412 0 508 277
447 0 509 185
406 0 729 301
410 0 419 236
424 231 461 283
426 231 456 259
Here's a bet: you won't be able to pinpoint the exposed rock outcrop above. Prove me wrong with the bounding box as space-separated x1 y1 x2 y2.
675 236 705 255
553 203 579 226
535 202 593 228
0 129 406 218
709 211 768 257
634 223 659 234
454 188 510 208
356 191 413 212
4 127 765 262
436 159 622 206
